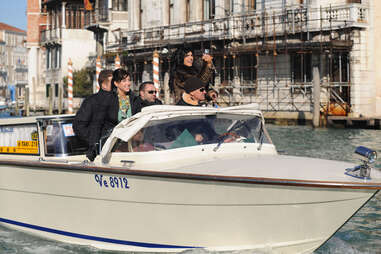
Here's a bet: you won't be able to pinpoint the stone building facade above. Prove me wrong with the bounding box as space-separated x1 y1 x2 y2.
27 0 96 113
0 23 27 103
27 0 381 117
87 0 379 117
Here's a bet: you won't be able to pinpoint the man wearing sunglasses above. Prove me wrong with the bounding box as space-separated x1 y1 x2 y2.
176 77 207 106
132 81 163 115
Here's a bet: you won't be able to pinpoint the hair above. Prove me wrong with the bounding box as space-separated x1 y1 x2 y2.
139 81 155 92
98 69 113 87
111 68 131 90
174 46 193 66
169 46 194 93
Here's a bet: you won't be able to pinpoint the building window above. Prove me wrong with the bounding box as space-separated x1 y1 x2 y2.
46 84 51 97
331 52 350 83
239 53 257 82
46 48 51 69
66 4 84 28
169 0 174 24
113 0 127 11
55 83 59 97
291 53 311 83
230 0 234 13
99 0 109 22
247 0 256 11
203 0 215 20
186 0 190 22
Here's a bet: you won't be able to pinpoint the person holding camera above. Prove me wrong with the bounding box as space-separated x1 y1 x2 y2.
170 47 214 103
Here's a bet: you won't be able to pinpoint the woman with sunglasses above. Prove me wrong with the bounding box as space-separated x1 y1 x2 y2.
170 47 214 103
132 81 163 115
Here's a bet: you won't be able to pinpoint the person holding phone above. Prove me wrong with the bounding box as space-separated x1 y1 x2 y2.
170 47 214 103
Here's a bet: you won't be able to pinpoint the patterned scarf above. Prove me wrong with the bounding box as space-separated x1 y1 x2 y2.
118 94 131 122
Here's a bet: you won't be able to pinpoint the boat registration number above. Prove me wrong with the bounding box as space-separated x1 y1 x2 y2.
94 174 130 189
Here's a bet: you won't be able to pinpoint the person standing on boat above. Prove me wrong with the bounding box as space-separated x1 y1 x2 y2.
176 77 207 106
100 69 138 143
132 81 163 115
73 69 113 161
170 47 214 103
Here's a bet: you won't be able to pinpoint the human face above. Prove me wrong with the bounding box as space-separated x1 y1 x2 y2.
190 87 206 102
101 75 113 91
140 84 156 103
183 51 193 67
208 91 218 102
115 75 131 95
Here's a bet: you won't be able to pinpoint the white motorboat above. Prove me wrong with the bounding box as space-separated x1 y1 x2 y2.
0 104 379 253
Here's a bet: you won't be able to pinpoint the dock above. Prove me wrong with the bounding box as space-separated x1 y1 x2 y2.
327 116 381 129
262 112 381 129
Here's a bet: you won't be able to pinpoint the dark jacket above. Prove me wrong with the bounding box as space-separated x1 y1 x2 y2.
101 90 137 139
176 93 206 107
172 62 213 103
132 97 163 115
73 89 112 147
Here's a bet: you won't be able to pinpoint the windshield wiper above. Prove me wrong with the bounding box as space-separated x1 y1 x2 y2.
213 120 245 152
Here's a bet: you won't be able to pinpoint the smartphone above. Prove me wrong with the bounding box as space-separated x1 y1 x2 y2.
204 49 210 54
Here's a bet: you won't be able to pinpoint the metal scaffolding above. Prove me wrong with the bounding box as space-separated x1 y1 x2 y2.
103 3 368 115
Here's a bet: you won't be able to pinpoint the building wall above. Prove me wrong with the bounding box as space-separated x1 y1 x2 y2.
61 29 96 76
372 0 381 116
105 0 377 116
27 0 46 110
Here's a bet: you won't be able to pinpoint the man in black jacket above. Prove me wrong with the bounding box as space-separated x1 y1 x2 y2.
176 77 207 106
73 69 113 161
132 81 162 115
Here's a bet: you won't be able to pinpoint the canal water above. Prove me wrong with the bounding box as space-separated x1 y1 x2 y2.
0 123 380 254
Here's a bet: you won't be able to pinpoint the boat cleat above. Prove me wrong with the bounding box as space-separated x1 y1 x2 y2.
345 146 377 180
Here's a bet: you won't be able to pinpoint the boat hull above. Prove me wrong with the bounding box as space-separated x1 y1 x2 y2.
0 162 378 253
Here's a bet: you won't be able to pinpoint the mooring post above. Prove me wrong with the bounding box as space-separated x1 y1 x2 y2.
313 66 321 128
25 87 30 116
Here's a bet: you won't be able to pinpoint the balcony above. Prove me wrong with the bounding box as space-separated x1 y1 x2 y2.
110 3 368 50
84 8 110 32
40 28 62 45
15 64 28 72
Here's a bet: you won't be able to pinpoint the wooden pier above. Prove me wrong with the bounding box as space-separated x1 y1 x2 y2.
327 116 381 129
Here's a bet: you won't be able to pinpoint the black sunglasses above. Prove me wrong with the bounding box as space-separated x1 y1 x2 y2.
147 90 156 94
199 88 206 92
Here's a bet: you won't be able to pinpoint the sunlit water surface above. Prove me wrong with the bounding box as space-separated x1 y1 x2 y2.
0 124 380 254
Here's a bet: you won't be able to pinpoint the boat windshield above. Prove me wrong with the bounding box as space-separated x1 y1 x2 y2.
42 119 87 157
112 113 271 152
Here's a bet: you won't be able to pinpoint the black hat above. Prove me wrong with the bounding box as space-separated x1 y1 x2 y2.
184 77 205 93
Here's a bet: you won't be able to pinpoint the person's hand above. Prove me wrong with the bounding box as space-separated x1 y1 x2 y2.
202 54 213 66
194 134 204 143
86 144 97 162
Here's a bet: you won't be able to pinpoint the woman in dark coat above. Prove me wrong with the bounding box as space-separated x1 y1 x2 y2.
101 69 137 141
170 47 214 103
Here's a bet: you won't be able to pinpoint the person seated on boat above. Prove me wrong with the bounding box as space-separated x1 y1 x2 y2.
73 69 113 161
132 81 163 115
131 130 154 152
205 88 220 108
100 69 138 146
176 77 207 106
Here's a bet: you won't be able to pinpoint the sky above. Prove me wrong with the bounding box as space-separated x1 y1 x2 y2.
0 0 27 31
